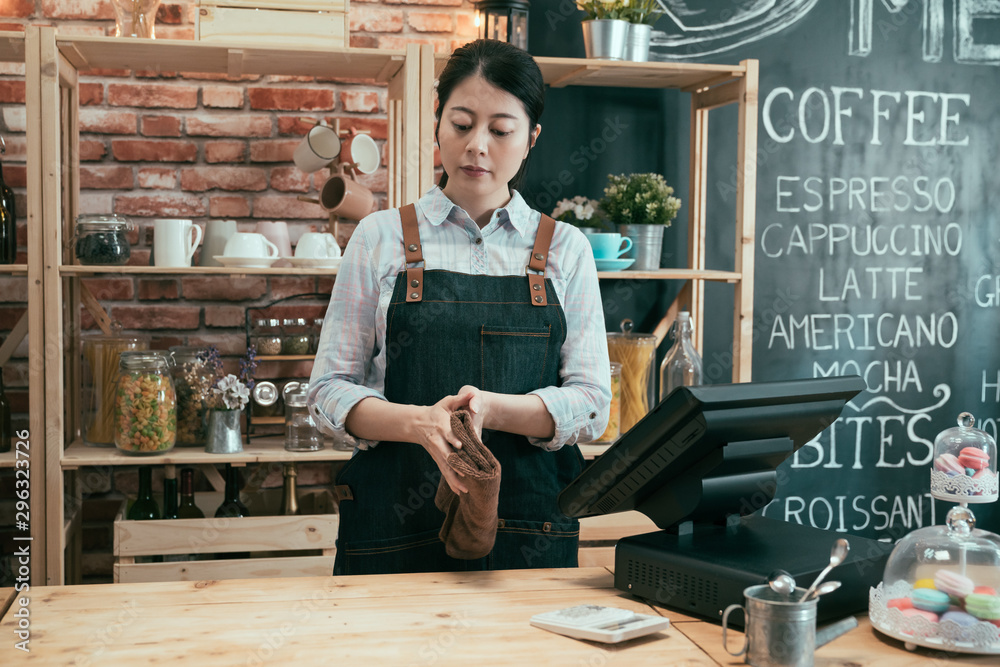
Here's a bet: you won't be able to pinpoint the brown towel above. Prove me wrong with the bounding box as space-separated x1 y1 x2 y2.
434 410 501 559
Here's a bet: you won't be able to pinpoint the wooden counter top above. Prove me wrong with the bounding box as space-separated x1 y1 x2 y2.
1 568 996 665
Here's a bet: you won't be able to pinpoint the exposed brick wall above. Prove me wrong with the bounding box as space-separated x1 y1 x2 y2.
0 0 478 584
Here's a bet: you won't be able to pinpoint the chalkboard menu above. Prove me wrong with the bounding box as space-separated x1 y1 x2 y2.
526 0 1000 535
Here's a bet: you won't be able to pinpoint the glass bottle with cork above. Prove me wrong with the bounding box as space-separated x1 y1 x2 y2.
177 467 205 519
0 372 12 453
280 463 300 516
659 311 703 400
0 135 16 265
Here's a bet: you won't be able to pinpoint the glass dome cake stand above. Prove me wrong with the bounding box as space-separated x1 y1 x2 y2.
869 413 1000 653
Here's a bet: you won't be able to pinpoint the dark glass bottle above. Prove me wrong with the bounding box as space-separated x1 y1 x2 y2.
177 467 205 519
162 467 179 520
128 467 160 520
0 374 11 453
0 145 15 265
279 463 299 515
215 464 250 518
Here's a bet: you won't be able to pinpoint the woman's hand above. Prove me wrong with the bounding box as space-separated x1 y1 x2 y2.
455 385 491 441
410 391 477 495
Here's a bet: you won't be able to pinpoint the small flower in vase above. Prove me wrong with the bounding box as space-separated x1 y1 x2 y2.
552 196 612 232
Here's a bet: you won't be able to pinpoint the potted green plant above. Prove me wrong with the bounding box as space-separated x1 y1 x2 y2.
551 195 609 233
577 0 631 60
623 0 663 62
600 172 682 270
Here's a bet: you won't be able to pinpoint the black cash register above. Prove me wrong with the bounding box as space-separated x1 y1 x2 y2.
559 376 894 625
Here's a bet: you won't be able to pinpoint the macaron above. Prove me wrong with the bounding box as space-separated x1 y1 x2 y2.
912 589 951 613
973 585 997 596
934 569 974 598
888 597 914 610
935 453 965 475
913 578 937 590
901 608 939 623
940 610 979 627
964 593 1000 620
958 447 990 470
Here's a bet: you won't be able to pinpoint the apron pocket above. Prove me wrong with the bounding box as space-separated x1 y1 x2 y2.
335 527 451 576
493 518 579 570
480 324 552 394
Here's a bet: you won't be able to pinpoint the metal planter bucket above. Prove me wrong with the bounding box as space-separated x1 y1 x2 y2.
618 224 665 270
205 409 243 454
625 23 652 62
582 19 629 60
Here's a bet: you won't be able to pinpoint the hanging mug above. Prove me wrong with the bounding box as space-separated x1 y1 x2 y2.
320 166 375 220
339 128 380 175
293 121 341 173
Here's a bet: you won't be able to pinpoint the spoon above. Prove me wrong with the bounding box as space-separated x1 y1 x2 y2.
800 539 849 602
768 569 797 597
807 580 842 600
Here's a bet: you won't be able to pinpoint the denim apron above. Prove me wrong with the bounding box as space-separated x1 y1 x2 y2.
332 204 585 575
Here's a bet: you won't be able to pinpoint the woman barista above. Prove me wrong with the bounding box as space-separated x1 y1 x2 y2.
308 39 611 575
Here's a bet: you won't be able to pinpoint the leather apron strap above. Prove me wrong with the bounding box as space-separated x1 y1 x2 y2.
399 204 558 307
401 204 424 303
528 214 556 307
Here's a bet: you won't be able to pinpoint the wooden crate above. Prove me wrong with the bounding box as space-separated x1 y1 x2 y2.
578 511 658 568
113 488 338 583
195 0 349 49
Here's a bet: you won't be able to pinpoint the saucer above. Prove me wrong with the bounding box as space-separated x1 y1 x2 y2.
288 257 342 269
594 258 635 272
214 256 279 268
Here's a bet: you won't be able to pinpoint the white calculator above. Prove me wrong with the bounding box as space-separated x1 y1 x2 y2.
530 604 670 643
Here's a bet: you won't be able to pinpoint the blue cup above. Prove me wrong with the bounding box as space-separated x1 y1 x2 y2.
587 233 633 259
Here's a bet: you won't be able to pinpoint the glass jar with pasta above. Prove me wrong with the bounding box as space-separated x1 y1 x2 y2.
168 346 213 447
114 351 177 455
606 320 657 434
81 331 148 446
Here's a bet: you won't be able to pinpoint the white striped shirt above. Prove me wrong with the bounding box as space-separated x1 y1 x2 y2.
307 186 611 451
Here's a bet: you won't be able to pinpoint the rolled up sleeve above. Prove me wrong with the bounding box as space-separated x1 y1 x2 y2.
307 221 385 451
527 234 611 450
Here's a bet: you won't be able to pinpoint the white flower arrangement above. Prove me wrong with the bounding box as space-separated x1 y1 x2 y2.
552 195 600 226
211 373 251 411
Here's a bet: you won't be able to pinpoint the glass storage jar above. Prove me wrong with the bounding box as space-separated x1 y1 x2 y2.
283 381 323 451
168 346 213 447
73 214 132 265
251 318 283 356
252 380 283 418
81 332 148 446
282 318 311 355
592 362 622 444
114 351 177 455
606 320 657 433
931 413 998 502
310 317 325 354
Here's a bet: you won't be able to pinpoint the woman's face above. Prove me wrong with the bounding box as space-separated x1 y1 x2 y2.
437 74 539 204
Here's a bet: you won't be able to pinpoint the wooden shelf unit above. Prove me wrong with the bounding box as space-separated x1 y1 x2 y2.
32 32 757 584
1 29 47 587
36 28 435 585
433 54 759 374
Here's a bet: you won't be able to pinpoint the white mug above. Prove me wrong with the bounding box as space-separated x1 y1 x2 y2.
295 232 341 259
153 219 203 268
293 122 341 173
200 219 237 267
255 221 293 258
223 232 279 259
339 131 380 175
